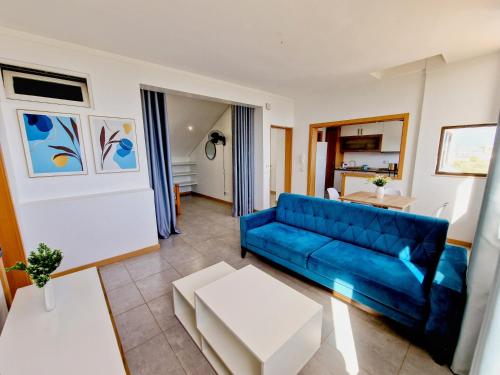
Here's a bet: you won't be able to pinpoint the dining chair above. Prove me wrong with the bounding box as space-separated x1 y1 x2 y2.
327 187 340 200
434 202 449 218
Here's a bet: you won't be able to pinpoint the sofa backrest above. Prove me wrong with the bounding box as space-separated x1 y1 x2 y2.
276 193 449 269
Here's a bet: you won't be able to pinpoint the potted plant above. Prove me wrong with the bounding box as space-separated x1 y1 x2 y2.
6 243 63 311
368 175 392 199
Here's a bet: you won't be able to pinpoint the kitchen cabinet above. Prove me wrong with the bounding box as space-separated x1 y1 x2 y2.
381 121 403 152
340 123 383 137
340 135 382 152
360 123 383 135
340 125 359 137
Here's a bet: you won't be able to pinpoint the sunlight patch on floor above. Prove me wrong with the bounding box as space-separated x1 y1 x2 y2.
331 297 359 375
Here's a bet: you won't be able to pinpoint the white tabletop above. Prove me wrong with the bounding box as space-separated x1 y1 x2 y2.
172 261 235 308
195 265 323 362
0 268 126 375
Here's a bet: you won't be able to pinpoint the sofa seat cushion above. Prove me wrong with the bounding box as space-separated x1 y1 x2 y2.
309 241 429 320
246 222 332 268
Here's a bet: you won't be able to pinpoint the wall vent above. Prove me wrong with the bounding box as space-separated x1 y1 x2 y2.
1 64 91 107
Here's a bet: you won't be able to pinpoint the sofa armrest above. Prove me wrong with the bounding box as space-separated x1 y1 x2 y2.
240 208 276 248
425 244 468 363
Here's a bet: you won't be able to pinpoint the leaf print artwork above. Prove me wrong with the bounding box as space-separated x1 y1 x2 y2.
98 123 121 169
48 119 84 170
17 110 87 177
90 116 139 173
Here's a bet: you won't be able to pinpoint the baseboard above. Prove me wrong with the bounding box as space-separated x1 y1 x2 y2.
191 191 232 206
180 191 191 196
447 238 472 248
52 243 160 278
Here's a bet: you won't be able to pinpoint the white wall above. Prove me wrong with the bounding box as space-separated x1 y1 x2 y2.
190 107 232 202
292 52 500 242
411 52 500 241
0 28 294 271
293 71 425 197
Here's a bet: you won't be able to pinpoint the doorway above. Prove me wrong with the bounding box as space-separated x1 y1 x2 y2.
0 147 30 301
166 93 233 210
307 113 409 197
269 126 292 207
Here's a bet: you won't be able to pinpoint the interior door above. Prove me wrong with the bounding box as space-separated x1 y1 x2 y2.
324 127 338 189
270 126 293 207
0 147 30 299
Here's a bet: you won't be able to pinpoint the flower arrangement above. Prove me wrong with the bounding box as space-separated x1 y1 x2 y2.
368 175 391 187
6 243 63 288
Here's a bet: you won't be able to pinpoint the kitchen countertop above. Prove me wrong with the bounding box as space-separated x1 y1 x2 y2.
335 167 396 175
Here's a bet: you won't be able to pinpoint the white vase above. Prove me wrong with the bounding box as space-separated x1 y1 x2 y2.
376 186 385 200
43 279 55 312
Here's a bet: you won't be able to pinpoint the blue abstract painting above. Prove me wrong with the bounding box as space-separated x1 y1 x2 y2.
89 116 139 173
18 110 87 177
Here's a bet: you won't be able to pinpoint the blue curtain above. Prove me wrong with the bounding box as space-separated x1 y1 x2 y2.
140 89 179 238
232 105 255 217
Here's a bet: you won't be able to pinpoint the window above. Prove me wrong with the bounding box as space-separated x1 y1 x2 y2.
436 124 497 177
1 65 91 107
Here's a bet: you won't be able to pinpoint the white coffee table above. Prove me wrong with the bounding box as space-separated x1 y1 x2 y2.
172 261 236 348
195 265 323 375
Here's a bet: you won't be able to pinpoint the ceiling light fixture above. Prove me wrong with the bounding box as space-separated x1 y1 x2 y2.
187 125 193 131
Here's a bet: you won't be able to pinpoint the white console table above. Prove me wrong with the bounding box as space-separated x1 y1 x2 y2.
0 267 127 375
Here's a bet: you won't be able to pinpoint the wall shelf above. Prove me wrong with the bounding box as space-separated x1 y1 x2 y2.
172 161 197 193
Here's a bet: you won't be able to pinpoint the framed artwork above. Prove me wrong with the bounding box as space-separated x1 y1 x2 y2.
89 116 139 173
17 110 87 177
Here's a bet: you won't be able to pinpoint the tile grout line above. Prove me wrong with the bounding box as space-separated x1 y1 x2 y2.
120 266 187 373
123 256 176 283
397 342 411 375
107 282 145 316
123 331 164 354
112 290 172 321
142 294 188 375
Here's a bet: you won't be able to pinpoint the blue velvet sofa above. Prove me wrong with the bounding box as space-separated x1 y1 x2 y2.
240 193 467 363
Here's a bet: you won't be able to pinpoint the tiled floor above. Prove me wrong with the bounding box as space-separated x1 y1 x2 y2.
99 195 452 375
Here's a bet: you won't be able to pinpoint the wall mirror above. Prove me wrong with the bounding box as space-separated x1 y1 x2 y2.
205 140 216 160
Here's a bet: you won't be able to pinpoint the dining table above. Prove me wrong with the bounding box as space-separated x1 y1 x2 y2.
339 191 416 210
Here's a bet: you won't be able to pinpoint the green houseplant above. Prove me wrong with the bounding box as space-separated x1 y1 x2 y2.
367 175 392 199
7 243 63 311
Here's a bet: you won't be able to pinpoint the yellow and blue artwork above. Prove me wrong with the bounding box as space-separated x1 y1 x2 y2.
17 110 87 177
89 116 139 173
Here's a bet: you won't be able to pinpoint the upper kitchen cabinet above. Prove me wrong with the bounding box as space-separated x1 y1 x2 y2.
381 121 403 152
340 123 383 137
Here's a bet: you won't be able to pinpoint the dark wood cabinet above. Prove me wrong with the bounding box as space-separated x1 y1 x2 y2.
340 134 382 152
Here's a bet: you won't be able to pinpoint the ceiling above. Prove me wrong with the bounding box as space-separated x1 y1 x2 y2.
0 1 499 96
166 94 228 158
